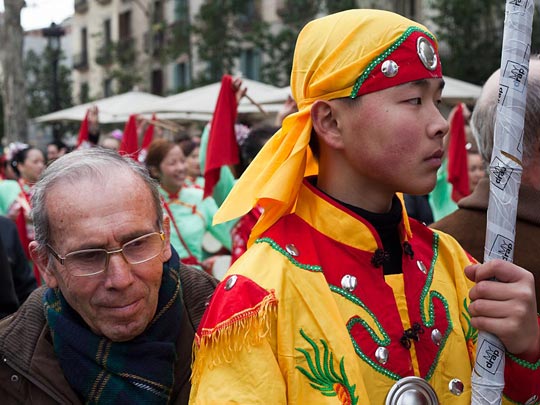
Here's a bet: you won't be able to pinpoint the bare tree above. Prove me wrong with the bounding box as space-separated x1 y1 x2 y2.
0 0 28 144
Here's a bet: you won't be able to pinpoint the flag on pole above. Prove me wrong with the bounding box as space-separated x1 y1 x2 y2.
119 114 139 159
204 75 239 198
138 114 156 163
447 103 469 202
76 109 90 148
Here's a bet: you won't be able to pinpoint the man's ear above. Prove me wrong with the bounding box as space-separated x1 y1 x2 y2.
161 215 172 261
29 241 58 288
311 99 344 150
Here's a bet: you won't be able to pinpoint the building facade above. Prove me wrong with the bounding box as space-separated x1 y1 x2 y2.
70 0 423 103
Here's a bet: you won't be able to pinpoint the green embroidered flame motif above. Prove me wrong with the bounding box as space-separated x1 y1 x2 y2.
462 298 478 344
296 329 359 405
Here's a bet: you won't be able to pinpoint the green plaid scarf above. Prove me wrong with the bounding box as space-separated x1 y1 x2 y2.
44 256 182 404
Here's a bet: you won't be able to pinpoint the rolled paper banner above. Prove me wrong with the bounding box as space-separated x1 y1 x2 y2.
471 1 534 404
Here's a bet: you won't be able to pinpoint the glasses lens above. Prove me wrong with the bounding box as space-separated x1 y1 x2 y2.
123 232 163 264
66 249 108 276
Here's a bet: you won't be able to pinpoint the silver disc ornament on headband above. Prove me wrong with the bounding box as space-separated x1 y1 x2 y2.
381 60 399 78
416 37 437 71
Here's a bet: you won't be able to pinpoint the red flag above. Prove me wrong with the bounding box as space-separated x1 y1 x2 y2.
76 109 90 148
119 114 139 159
204 75 239 198
138 114 156 163
447 103 470 202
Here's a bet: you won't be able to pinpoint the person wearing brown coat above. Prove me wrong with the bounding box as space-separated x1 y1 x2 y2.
432 58 540 305
0 149 218 404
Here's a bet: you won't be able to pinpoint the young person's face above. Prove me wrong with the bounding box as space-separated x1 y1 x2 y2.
20 148 46 183
333 78 448 203
467 152 485 192
158 145 187 192
186 146 201 178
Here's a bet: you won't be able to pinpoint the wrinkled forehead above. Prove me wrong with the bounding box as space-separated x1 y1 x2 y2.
292 9 442 108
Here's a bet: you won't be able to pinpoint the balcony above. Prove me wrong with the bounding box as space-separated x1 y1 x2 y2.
116 37 136 66
96 43 114 66
74 0 88 14
73 52 89 70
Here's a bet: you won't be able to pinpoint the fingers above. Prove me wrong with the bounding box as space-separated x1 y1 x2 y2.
465 259 531 284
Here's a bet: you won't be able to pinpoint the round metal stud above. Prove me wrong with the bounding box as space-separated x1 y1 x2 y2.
448 378 464 396
525 395 539 405
385 376 438 405
381 60 399 78
417 37 438 71
431 329 442 346
224 275 238 290
285 244 299 257
341 274 358 292
375 346 389 365
416 260 427 274
10 374 19 383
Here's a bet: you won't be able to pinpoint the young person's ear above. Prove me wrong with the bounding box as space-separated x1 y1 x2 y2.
311 100 344 150
148 165 161 179
29 241 58 288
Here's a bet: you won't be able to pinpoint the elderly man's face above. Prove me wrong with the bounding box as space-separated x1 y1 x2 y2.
40 172 171 342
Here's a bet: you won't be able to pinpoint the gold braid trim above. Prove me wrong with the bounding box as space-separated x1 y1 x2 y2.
191 291 277 385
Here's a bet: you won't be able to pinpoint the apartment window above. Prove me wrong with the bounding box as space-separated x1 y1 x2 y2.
153 0 164 23
104 19 112 45
240 48 261 81
81 27 88 58
80 82 90 103
175 0 188 20
151 69 164 95
119 11 132 40
174 62 191 91
104 78 113 97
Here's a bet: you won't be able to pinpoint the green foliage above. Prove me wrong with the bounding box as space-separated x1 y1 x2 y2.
24 47 73 118
192 0 257 84
430 0 540 84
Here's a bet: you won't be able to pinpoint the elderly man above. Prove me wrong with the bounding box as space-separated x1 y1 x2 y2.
0 148 217 403
431 58 540 304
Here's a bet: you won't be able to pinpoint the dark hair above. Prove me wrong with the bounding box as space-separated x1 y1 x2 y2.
180 139 199 158
11 147 42 177
239 125 277 173
145 138 179 179
47 140 68 151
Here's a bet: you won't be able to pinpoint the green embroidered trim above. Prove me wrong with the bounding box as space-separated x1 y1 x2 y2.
350 27 436 99
507 352 540 371
462 298 478 344
296 329 359 405
417 232 454 381
330 286 390 346
255 237 322 272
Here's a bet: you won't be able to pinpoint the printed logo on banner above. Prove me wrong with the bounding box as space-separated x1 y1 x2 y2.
497 85 508 106
490 156 513 190
490 234 514 261
476 338 505 375
505 60 528 93
509 0 529 10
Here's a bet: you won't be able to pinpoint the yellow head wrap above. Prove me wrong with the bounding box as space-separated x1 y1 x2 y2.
214 9 440 245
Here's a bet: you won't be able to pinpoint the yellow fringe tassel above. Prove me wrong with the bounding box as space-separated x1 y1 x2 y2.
191 291 277 385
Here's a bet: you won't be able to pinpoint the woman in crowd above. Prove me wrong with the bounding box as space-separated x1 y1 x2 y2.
180 139 204 189
145 138 232 269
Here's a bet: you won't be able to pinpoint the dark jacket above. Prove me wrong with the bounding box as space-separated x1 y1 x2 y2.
0 262 218 404
0 216 37 318
431 178 540 305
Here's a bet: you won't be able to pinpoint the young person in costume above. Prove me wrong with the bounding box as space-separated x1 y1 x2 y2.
145 138 232 268
190 9 540 404
0 148 217 403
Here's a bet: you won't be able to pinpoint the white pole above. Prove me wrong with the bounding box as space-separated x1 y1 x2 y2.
471 1 534 404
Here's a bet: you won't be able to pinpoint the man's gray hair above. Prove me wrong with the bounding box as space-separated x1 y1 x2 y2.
471 57 540 165
32 148 163 256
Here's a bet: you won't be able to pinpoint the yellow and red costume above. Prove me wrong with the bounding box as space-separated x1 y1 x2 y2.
190 9 540 404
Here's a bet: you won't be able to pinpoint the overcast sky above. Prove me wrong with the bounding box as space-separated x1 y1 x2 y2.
0 0 74 30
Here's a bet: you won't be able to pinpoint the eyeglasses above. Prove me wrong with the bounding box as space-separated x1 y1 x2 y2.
47 231 165 277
